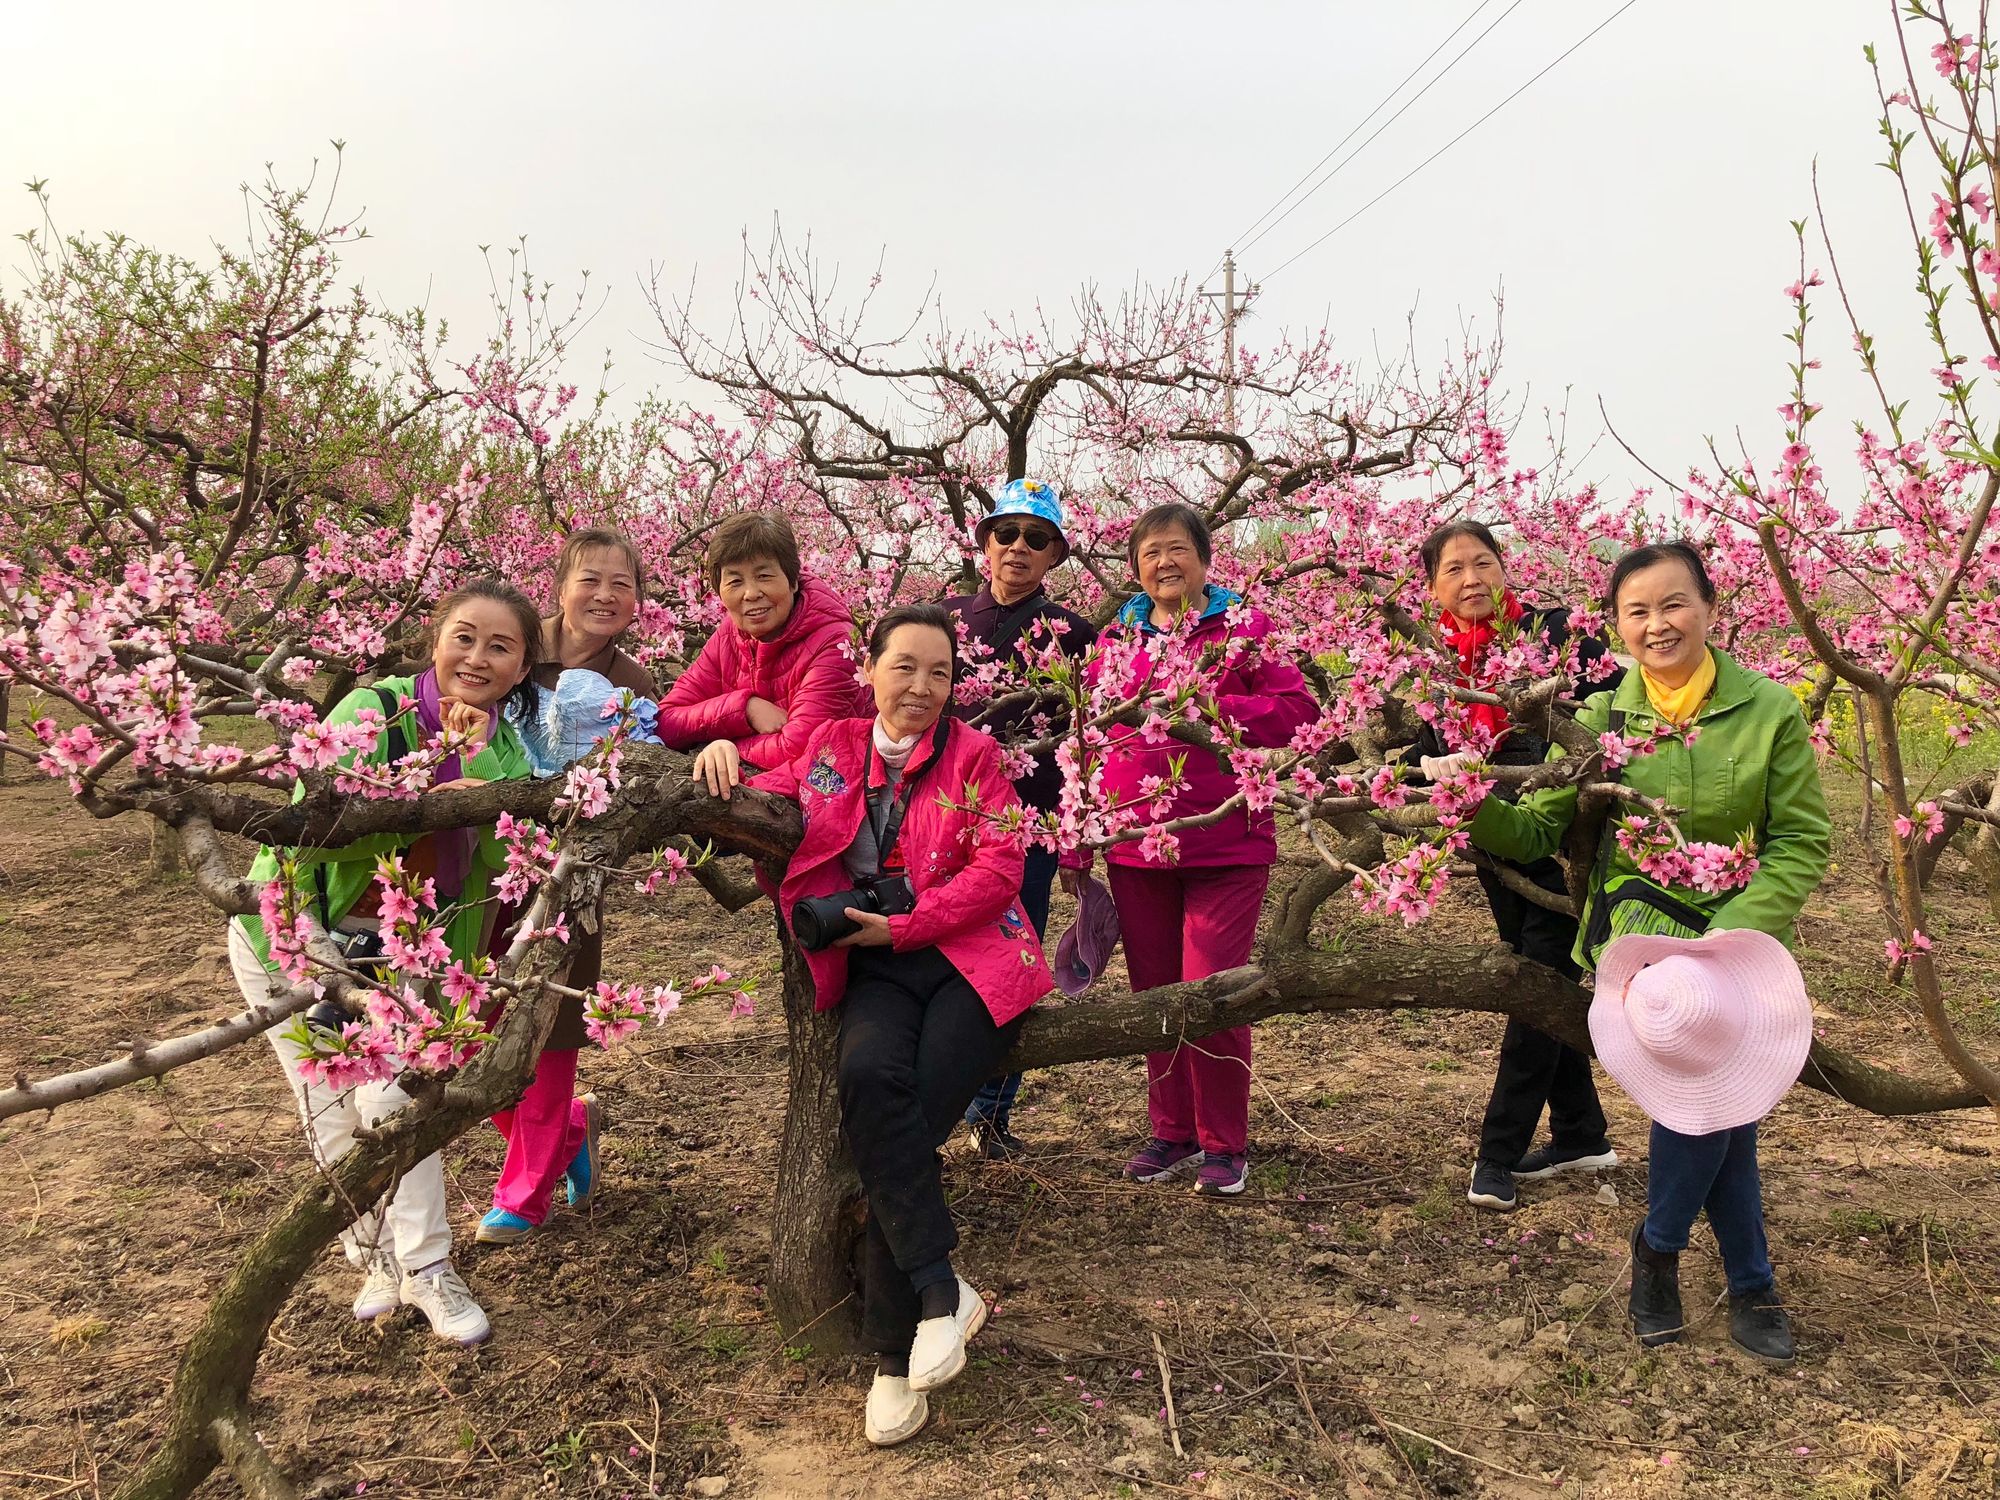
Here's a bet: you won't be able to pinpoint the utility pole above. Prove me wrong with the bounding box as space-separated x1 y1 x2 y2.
1200 249 1259 433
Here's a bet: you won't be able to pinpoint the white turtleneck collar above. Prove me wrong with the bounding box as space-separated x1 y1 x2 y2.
872 717 924 775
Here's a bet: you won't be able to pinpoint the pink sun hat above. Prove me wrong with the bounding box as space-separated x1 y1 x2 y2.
1589 929 1813 1135
1052 874 1121 998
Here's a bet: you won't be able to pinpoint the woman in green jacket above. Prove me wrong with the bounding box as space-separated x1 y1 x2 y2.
228 578 543 1347
1469 541 1830 1365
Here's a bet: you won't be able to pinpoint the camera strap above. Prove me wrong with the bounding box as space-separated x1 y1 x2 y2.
863 720 947 878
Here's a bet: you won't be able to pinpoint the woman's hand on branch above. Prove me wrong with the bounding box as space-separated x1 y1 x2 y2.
438 697 492 756
692 740 744 800
834 909 894 947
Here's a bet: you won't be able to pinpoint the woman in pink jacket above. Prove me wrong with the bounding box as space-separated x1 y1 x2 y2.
1083 503 1318 1197
754 603 1051 1448
656 510 868 790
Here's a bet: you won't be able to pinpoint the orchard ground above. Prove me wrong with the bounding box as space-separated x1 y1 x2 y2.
1 755 1997 1500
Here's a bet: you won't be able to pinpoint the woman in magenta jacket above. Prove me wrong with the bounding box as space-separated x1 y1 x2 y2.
655 510 869 791
1082 502 1318 1198
753 602 1050 1448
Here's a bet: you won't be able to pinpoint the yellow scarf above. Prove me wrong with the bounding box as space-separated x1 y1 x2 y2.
1640 647 1717 726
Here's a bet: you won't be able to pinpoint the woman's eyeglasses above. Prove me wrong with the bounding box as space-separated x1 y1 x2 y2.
992 523 1058 552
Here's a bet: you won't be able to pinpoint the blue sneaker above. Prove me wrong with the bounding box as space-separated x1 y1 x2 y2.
475 1208 535 1245
564 1094 604 1210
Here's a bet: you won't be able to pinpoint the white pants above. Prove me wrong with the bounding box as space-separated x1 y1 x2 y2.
228 924 453 1271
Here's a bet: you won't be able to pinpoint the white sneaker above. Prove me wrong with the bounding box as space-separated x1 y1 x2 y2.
864 1373 929 1447
907 1276 988 1393
351 1253 404 1321
399 1262 491 1346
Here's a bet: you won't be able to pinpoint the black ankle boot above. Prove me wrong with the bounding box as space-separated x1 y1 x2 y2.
1629 1223 1684 1348
1729 1289 1797 1366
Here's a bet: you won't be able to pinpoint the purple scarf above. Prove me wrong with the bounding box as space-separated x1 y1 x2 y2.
413 668 494 902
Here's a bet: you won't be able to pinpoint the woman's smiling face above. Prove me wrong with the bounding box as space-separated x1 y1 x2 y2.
432 598 531 710
1135 523 1209 610
558 545 640 642
864 623 954 738
1429 533 1507 623
1614 557 1715 684
718 554 797 641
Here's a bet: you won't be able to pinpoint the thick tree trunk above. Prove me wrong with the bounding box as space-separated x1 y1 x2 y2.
766 921 866 1352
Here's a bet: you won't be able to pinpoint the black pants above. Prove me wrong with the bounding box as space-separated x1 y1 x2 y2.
1475 858 1608 1166
838 946 1024 1357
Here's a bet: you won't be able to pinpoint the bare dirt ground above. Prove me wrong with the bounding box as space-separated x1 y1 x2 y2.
2 763 1998 1500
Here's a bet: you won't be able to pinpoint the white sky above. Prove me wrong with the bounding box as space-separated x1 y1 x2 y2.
1 1 1950 505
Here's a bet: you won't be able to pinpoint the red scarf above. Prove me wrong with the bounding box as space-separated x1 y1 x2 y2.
1438 591 1526 746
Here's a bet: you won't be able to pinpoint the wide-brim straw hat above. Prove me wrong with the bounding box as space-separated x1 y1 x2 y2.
1589 929 1813 1135
1052 873 1120 997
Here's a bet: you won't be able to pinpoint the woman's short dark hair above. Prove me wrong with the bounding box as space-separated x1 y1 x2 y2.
866 601 959 683
1126 502 1213 575
553 527 646 606
426 576 545 718
706 511 802 592
1419 519 1505 582
1605 540 1717 612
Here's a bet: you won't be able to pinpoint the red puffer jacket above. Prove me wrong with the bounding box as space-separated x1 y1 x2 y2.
751 716 1052 1024
654 576 871 767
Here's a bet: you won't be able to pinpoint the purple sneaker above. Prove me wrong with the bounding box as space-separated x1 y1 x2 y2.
1123 1137 1200 1183
1193 1153 1249 1197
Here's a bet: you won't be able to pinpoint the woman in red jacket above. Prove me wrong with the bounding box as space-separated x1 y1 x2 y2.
1080 503 1318 1197
754 603 1051 1448
656 510 867 789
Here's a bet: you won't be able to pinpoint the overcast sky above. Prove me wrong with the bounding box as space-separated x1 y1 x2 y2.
2 1 1944 506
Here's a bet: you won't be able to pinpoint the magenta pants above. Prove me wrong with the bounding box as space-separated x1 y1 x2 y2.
490 1047 589 1225
1107 862 1270 1157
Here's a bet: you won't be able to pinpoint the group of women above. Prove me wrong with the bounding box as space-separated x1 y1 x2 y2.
230 485 1831 1445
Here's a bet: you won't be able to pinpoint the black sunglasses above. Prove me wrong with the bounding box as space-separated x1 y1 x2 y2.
992 522 1059 552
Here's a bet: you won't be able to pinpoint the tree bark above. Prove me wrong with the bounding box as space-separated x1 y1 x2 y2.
1963 772 2000 919
208 1406 299 1500
149 818 183 876
765 916 865 1352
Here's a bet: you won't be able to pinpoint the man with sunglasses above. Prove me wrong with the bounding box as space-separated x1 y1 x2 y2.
946 478 1098 1157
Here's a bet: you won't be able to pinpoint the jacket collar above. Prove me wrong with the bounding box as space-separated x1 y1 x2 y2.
1607 646 1755 722
1118 584 1242 632
864 714 953 791
972 583 1047 616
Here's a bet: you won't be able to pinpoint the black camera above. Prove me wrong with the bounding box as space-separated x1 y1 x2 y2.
791 874 917 952
304 928 392 1034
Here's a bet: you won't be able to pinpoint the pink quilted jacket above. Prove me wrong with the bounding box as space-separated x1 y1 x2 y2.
752 716 1051 1024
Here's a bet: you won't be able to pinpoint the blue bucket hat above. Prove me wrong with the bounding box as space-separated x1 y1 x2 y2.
975 478 1070 559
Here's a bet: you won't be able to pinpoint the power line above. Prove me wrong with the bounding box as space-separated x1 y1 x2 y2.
1237 0 1526 259
1260 0 1644 285
1225 0 1500 260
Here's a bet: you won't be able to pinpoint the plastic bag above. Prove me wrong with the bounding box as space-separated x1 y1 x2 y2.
512 667 662 775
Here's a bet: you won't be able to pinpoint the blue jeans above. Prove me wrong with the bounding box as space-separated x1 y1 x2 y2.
964 847 1058 1130
1642 1121 1774 1296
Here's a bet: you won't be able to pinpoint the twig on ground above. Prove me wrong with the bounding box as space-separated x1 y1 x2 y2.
1152 1330 1186 1461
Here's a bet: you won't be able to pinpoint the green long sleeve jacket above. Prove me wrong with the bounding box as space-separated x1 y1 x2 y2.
234 675 533 973
1467 648 1832 971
